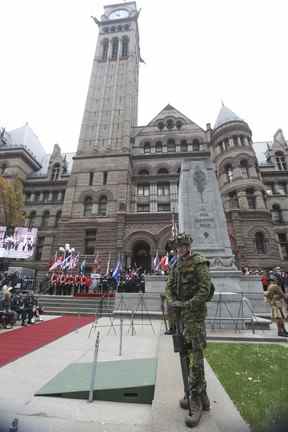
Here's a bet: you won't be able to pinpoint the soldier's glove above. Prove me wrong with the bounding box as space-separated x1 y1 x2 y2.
169 300 185 309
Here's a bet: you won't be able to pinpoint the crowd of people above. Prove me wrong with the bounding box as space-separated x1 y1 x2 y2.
46 265 145 295
0 284 42 329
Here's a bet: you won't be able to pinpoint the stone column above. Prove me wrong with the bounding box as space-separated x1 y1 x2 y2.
249 165 258 178
223 194 230 211
150 184 157 212
237 190 249 209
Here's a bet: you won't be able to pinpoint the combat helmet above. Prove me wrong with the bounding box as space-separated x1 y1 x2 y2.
174 232 193 247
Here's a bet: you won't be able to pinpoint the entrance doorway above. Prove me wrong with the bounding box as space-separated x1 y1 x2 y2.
131 241 151 273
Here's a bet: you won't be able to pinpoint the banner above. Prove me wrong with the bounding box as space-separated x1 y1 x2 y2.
0 226 38 259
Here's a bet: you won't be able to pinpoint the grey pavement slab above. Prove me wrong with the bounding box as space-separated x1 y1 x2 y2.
0 315 253 431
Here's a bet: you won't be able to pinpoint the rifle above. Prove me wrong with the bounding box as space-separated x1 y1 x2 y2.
160 293 168 332
172 306 192 419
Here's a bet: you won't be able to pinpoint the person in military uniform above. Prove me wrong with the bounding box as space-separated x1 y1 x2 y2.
163 239 177 335
264 274 288 337
166 232 211 428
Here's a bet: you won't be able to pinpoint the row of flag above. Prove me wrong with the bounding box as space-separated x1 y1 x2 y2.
153 251 177 272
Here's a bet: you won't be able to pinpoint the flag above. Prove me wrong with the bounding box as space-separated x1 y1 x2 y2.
171 212 178 240
80 259 86 275
153 250 160 271
168 254 177 268
106 252 111 275
112 255 122 287
61 253 73 271
48 255 63 272
68 253 79 270
159 255 169 272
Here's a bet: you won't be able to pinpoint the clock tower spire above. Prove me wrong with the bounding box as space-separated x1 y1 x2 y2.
77 1 140 155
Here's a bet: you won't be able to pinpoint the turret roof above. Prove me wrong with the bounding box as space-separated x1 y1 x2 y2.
214 104 243 129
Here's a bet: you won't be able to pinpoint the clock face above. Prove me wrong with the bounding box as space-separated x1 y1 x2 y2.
109 9 129 20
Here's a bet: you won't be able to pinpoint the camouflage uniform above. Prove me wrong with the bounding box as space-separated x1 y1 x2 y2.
167 250 211 397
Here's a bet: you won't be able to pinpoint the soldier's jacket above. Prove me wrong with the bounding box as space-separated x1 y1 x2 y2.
264 282 286 308
165 252 211 321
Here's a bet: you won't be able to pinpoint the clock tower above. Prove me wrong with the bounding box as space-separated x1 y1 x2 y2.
77 2 140 155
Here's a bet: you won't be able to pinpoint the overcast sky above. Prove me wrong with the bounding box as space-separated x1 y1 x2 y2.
1 0 287 155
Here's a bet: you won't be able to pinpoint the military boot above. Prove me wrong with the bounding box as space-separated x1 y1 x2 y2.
180 391 210 411
185 395 203 428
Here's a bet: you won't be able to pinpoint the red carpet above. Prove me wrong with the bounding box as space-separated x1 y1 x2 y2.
0 315 94 368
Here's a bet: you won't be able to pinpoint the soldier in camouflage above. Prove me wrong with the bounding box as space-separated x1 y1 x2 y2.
166 232 211 428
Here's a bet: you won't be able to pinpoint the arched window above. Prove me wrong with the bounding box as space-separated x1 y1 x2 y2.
52 163 60 181
102 38 109 61
167 139 176 152
166 119 174 130
180 140 188 152
229 192 239 209
225 164 233 183
121 36 129 57
27 211 36 228
192 139 200 152
138 169 149 176
255 232 266 254
84 196 93 217
275 152 287 171
240 160 249 177
158 167 169 175
155 141 163 153
41 211 50 228
111 37 119 60
98 196 107 216
272 204 282 223
54 211 61 228
246 188 256 209
143 142 151 154
232 136 238 147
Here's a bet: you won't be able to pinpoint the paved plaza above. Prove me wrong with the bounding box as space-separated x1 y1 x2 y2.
0 315 286 432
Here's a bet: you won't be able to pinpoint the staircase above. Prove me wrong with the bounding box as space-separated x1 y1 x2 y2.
36 295 116 316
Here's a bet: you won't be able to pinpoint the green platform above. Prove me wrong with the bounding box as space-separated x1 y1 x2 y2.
35 358 157 404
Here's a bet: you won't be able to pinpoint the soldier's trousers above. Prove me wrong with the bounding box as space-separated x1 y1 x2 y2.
184 320 207 395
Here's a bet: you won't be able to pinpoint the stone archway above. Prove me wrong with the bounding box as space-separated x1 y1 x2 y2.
131 240 151 273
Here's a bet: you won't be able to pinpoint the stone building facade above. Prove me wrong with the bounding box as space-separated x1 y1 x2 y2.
0 1 287 276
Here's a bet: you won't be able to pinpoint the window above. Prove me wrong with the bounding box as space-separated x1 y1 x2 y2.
84 229 97 255
157 183 170 196
111 37 119 60
278 233 288 259
121 36 129 57
52 164 60 181
224 139 229 151
232 136 238 147
41 211 49 228
176 120 183 130
225 164 233 183
158 203 171 212
246 189 256 209
240 160 249 177
166 119 174 129
239 136 245 146
54 211 61 228
102 38 109 61
277 183 286 195
180 140 188 152
52 191 58 202
84 196 93 217
265 183 275 196
158 167 169 175
272 204 282 223
143 142 151 153
35 236 45 261
157 121 164 130
229 192 239 209
98 196 107 216
43 192 49 203
155 141 163 153
103 171 108 185
192 139 200 152
137 184 150 196
255 232 266 254
28 211 36 228
89 172 94 186
275 152 287 171
138 169 149 176
35 192 41 202
167 139 176 152
137 203 149 212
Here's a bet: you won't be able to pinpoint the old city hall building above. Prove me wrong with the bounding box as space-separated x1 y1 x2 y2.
1 1 288 278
